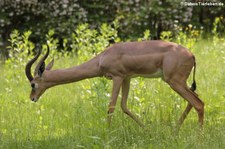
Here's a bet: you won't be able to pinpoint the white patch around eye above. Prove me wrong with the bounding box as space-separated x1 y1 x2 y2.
35 83 39 89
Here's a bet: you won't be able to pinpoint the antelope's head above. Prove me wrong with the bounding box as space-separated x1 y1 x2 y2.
25 46 54 102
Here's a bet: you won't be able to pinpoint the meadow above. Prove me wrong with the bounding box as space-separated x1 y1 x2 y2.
0 31 225 148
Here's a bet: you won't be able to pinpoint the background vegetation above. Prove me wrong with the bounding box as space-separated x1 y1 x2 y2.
0 0 225 148
0 0 225 59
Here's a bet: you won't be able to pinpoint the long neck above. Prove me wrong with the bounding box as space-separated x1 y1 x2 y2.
44 56 102 87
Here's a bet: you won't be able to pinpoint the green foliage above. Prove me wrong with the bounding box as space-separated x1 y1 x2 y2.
159 24 203 51
4 21 120 67
212 16 225 37
1 20 225 148
70 21 120 61
160 31 172 41
45 29 61 58
6 30 34 66
1 0 224 54
0 36 225 148
138 29 151 41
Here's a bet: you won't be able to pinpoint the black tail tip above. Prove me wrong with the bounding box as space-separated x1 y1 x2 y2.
190 80 197 92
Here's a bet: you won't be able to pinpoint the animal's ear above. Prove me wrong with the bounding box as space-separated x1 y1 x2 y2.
46 59 54 70
38 62 45 76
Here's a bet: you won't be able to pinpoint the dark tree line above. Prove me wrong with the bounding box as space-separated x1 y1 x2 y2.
0 0 224 58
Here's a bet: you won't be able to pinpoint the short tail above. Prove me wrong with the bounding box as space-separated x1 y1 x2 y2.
190 57 197 92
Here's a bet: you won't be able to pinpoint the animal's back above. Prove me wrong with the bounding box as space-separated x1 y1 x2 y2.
103 40 180 56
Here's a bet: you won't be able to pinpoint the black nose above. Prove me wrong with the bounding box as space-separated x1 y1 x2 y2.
31 98 36 102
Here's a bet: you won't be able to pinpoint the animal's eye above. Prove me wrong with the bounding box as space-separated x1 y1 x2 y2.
31 83 35 89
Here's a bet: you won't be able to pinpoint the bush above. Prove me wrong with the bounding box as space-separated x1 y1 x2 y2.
1 0 224 51
5 21 120 65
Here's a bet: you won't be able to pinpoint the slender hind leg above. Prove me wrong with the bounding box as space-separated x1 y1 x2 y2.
167 80 204 128
178 102 192 126
162 55 203 127
178 82 198 126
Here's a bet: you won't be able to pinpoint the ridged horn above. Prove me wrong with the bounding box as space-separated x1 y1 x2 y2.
25 49 41 81
34 45 50 75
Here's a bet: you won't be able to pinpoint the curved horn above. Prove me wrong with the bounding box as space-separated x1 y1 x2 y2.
25 49 41 81
34 45 50 75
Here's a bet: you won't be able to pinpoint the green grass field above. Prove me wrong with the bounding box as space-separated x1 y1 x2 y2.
0 39 225 148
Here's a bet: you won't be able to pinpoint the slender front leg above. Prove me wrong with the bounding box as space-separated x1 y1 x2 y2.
121 78 145 128
107 77 123 126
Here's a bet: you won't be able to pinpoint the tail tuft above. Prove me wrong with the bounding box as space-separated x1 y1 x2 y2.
190 80 196 91
190 56 197 92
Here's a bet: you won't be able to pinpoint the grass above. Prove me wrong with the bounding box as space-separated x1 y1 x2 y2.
0 38 225 149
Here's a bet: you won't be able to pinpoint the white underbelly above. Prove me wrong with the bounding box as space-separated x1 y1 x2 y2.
131 69 163 78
